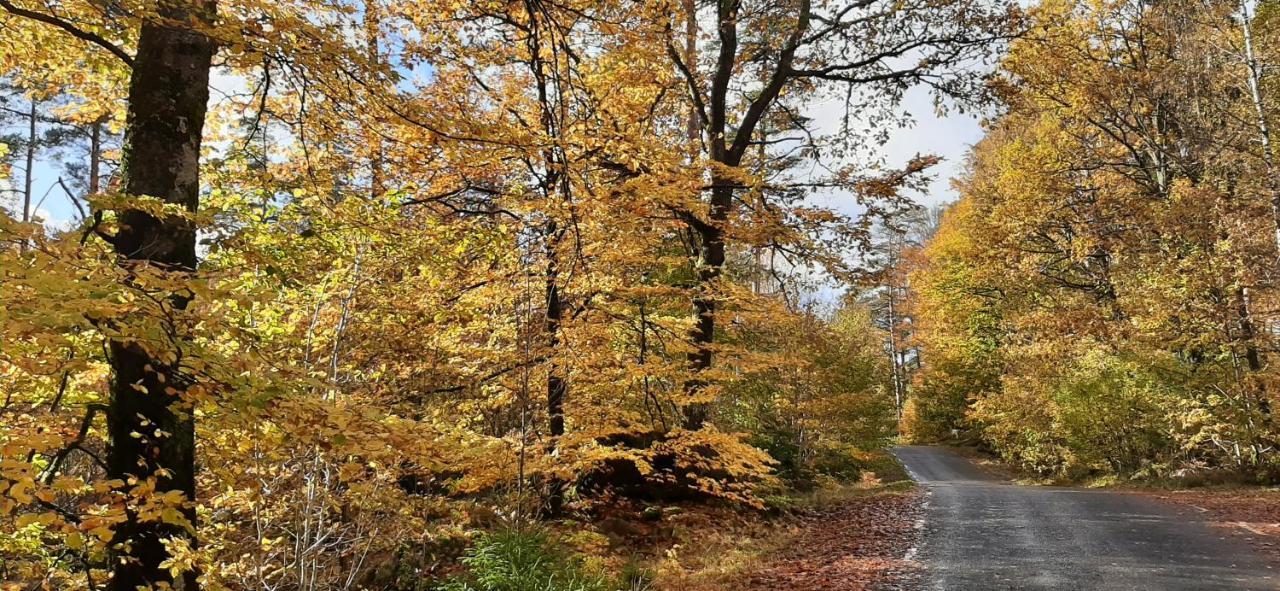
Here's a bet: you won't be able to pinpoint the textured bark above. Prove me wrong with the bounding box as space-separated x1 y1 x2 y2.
1238 2 1275 419
365 1 384 199
1235 287 1271 417
521 1 572 513
107 2 215 590
1239 1 1280 267
683 0 698 151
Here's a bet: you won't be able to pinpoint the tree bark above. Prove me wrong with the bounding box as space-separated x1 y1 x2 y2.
23 99 35 223
365 0 384 200
683 0 699 152
520 0 573 512
887 278 904 422
89 118 101 195
679 0 809 430
106 2 215 589
1235 287 1270 416
544 222 567 514
683 180 730 430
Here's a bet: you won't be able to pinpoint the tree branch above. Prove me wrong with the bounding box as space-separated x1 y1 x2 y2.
0 0 134 67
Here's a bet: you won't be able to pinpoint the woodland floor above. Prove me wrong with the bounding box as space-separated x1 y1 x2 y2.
638 449 1280 590
738 489 924 591
644 484 925 591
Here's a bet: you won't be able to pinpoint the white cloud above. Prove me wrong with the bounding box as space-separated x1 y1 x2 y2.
803 85 982 215
33 207 74 232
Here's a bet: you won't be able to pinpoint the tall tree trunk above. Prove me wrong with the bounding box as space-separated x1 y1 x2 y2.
23 99 35 222
885 232 907 422
522 0 573 511
683 0 698 152
683 180 730 430
365 0 384 200
544 222 566 514
1233 5 1275 428
887 284 904 422
679 0 710 430
89 118 101 195
20 99 36 253
1240 1 1280 265
106 2 215 589
1235 287 1270 416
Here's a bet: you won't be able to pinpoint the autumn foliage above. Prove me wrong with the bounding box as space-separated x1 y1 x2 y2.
907 0 1280 481
0 0 1021 588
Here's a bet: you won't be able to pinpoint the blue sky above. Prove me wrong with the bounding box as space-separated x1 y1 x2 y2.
2 122 91 231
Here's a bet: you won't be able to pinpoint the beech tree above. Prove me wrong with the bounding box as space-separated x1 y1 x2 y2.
668 0 1016 429
0 0 215 587
907 0 1280 476
0 0 1020 587
104 1 216 588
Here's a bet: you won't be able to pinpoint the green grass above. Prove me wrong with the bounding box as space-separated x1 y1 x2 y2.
439 528 616 591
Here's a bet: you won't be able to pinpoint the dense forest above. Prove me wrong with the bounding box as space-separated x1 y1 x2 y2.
0 0 1012 588
3 0 1279 589
904 0 1280 483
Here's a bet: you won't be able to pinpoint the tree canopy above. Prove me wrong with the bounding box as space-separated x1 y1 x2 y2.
0 0 1018 588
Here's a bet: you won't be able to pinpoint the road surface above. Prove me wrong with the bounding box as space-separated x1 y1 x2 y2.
892 446 1277 590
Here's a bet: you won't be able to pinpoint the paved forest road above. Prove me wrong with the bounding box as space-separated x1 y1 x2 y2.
892 446 1277 590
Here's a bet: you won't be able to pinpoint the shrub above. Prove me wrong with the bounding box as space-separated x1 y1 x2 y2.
440 528 612 591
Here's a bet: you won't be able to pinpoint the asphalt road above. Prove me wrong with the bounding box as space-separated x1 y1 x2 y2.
892 446 1278 590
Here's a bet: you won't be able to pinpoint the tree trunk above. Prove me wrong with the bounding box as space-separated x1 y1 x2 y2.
1233 4 1274 426
683 0 698 152
89 118 101 195
106 2 215 589
23 99 35 222
887 286 904 422
544 221 567 514
1239 1 1280 266
683 181 730 430
20 99 36 253
365 0 384 200
1235 287 1270 415
521 2 573 511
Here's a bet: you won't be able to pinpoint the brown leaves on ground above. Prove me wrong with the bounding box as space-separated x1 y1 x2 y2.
741 489 924 591
1149 489 1280 563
